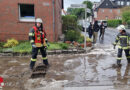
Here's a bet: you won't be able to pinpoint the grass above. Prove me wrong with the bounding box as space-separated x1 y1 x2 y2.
1 41 69 53
48 42 69 50
12 42 32 53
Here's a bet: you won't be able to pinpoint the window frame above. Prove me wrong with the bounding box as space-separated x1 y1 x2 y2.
18 3 35 22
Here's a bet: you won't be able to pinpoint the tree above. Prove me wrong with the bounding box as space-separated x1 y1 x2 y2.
67 1 93 19
83 1 93 9
62 15 78 33
83 1 93 17
121 6 130 13
67 8 85 19
122 11 130 23
121 6 130 23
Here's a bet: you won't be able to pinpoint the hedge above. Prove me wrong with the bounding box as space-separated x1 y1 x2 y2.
107 19 122 27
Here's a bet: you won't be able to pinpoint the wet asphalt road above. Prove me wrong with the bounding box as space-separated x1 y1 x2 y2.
64 28 130 89
0 28 130 90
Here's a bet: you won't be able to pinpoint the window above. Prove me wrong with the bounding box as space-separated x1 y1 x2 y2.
19 4 35 22
106 3 108 6
105 16 108 20
110 9 112 13
127 2 130 6
102 9 104 13
117 1 120 5
121 1 124 5
118 9 120 14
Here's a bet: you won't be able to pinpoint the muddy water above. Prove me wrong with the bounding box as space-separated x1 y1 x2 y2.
1 45 130 90
1 29 130 90
64 44 130 90
0 55 82 90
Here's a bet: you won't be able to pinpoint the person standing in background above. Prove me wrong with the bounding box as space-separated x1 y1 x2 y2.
99 22 105 40
93 20 100 43
88 22 93 39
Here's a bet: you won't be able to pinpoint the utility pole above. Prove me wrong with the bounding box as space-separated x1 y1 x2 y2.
84 7 87 50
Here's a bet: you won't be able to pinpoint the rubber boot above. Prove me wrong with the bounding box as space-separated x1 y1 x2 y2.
43 59 49 67
117 60 121 67
30 61 36 70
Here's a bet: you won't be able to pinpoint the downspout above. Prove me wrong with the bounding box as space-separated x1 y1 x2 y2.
52 0 55 42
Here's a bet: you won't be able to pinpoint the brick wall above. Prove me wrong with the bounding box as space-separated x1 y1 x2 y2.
0 0 62 42
55 0 62 41
96 8 121 20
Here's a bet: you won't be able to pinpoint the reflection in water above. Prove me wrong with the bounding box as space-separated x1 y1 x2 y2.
99 37 104 44
116 64 130 85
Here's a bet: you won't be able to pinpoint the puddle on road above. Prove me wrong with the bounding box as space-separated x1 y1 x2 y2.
0 44 130 90
0 55 82 90
64 45 130 89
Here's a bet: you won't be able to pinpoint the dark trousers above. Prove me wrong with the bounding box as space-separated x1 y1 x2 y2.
32 47 47 59
30 47 48 69
89 34 93 38
99 29 105 40
117 48 130 61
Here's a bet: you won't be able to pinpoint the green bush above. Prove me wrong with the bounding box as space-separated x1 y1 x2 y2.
59 43 69 49
122 11 130 23
77 35 84 43
4 38 19 48
107 19 122 27
127 20 130 25
0 42 5 47
77 35 92 43
65 30 80 42
62 15 78 33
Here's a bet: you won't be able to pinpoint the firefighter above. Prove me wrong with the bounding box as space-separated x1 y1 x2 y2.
113 25 130 66
29 18 49 70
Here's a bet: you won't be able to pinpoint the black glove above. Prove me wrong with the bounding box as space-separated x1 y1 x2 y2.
113 43 116 49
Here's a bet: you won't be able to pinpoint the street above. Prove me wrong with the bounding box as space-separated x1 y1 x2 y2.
1 28 130 90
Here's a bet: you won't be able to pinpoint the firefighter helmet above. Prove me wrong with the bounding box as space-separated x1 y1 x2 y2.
35 18 43 23
117 25 126 31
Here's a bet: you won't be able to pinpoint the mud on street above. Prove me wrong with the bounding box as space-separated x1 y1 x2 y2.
0 28 130 90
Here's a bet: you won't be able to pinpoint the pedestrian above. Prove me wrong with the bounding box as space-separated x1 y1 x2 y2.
29 18 49 71
88 22 93 39
93 20 100 43
99 22 105 40
113 25 130 66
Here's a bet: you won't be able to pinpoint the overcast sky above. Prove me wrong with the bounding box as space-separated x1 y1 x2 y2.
64 0 100 10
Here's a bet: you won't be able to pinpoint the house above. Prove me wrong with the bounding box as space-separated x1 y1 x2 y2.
0 0 64 42
94 0 130 21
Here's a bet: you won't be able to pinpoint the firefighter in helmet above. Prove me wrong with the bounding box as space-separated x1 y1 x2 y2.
113 25 130 66
29 18 49 70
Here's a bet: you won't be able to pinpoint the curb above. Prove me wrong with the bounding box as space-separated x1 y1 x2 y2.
0 47 93 57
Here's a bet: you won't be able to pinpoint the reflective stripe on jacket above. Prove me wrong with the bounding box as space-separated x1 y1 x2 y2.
115 32 130 49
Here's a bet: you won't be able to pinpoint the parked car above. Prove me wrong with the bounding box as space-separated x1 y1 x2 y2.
98 20 107 28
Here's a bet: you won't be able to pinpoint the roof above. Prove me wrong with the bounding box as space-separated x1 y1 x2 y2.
94 0 119 11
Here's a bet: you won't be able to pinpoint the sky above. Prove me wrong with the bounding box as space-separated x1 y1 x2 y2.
64 0 100 10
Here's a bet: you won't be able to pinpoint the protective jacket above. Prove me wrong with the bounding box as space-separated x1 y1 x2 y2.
114 32 130 49
29 26 47 47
